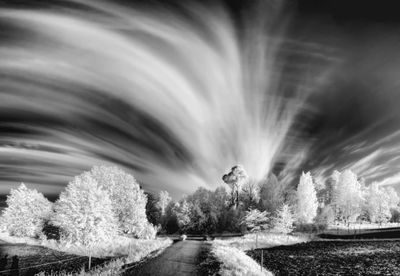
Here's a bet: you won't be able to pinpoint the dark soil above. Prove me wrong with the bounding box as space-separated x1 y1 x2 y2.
319 227 400 239
247 240 400 276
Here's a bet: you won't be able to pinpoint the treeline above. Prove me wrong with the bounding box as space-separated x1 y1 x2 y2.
146 167 400 234
146 166 298 234
0 166 155 245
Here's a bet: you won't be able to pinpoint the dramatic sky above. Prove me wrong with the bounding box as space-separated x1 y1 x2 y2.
1 0 400 200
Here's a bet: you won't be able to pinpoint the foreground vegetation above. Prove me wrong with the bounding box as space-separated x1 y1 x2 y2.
210 232 309 275
0 233 172 275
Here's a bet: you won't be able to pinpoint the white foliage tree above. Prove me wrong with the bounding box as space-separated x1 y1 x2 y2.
241 209 269 232
334 170 363 224
385 187 400 209
89 166 149 237
365 183 391 224
240 209 269 248
273 204 295 234
173 200 191 232
52 172 118 246
296 172 318 224
157 190 172 216
1 183 52 237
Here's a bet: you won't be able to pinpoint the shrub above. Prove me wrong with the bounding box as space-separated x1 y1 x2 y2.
1 183 52 237
390 208 400 223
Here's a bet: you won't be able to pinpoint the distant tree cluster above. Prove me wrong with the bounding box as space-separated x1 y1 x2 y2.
146 165 299 235
0 166 155 245
146 166 400 235
317 169 400 226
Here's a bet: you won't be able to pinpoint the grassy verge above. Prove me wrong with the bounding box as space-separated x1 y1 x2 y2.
197 243 222 276
211 232 310 276
0 231 172 275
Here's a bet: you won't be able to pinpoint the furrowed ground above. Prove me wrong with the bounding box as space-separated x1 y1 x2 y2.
248 240 400 276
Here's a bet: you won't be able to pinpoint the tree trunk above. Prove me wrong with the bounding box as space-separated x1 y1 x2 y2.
88 249 92 270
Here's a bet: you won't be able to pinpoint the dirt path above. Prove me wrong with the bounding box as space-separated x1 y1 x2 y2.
124 240 204 276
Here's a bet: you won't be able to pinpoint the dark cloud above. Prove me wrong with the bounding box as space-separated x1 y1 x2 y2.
0 0 400 200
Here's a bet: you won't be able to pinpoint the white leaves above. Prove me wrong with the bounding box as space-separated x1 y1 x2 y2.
1 183 52 237
274 204 294 234
241 209 269 232
173 200 191 230
364 182 391 224
332 170 363 223
89 165 148 236
157 190 171 216
296 171 318 224
52 172 118 246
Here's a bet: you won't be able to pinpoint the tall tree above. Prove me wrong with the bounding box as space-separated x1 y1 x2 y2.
222 165 248 208
259 173 284 213
52 172 118 245
364 183 391 224
296 172 318 224
385 187 400 209
241 179 260 209
145 192 161 226
1 183 52 237
173 200 191 232
89 165 148 236
334 170 363 224
157 190 172 216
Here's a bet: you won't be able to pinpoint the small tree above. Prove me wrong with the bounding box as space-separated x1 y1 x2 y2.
51 172 118 245
240 209 269 248
1 183 52 237
296 172 318 224
157 191 172 216
273 204 295 234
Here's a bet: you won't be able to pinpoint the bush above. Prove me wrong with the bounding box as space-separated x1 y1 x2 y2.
390 208 400 223
1 183 52 237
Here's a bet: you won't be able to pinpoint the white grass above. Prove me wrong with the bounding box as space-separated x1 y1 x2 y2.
212 245 272 276
213 232 310 251
0 231 172 260
211 232 310 276
35 259 125 276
